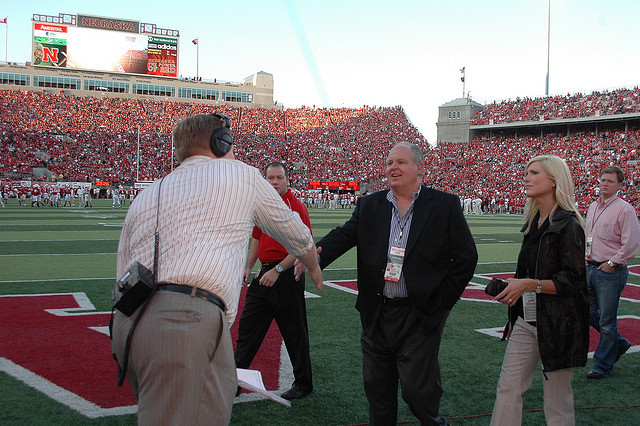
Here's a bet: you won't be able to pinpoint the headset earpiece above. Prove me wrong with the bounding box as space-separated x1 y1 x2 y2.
209 113 233 157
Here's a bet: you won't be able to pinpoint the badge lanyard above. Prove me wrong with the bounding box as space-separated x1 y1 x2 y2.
396 211 411 243
385 206 413 283
586 199 615 256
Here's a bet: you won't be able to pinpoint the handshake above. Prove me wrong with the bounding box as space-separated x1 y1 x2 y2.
294 246 323 287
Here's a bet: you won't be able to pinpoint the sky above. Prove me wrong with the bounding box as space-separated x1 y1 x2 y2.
2 1 640 145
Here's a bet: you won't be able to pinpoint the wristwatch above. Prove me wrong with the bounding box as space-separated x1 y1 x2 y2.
535 279 542 294
275 264 284 273
607 260 615 268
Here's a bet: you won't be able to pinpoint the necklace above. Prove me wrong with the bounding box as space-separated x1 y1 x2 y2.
538 213 548 226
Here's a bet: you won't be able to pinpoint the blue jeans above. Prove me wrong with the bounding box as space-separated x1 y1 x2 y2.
586 264 629 375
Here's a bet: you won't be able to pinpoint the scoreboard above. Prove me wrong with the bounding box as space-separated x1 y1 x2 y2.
32 13 179 78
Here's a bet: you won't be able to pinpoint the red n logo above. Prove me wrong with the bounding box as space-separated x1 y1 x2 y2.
43 47 59 63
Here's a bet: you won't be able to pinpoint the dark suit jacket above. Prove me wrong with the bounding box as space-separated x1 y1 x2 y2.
317 186 478 337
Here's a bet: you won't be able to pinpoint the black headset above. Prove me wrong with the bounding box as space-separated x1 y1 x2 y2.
209 113 234 157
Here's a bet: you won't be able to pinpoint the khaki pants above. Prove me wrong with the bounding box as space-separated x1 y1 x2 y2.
491 317 575 426
112 290 237 426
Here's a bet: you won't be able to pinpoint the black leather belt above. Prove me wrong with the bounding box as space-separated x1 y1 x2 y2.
383 296 410 306
157 284 226 312
587 260 604 267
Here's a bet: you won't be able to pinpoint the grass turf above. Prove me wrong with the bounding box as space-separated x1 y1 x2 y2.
0 200 638 425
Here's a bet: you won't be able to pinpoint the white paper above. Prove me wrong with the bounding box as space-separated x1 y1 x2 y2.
237 368 266 390
236 368 291 407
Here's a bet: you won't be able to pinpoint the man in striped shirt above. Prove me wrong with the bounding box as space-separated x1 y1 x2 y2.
111 114 323 425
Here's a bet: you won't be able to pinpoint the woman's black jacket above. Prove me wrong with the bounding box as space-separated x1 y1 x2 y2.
505 208 589 372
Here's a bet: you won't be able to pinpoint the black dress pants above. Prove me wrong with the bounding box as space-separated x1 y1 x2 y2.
361 303 450 425
234 266 313 392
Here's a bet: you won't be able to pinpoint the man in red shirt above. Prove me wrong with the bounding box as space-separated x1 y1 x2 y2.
235 162 314 400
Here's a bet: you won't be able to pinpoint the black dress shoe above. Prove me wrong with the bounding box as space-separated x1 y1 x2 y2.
586 370 607 379
281 385 310 400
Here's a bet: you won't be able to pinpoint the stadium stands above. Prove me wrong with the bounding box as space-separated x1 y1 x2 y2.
1 87 639 212
425 129 640 211
471 87 640 125
0 90 427 187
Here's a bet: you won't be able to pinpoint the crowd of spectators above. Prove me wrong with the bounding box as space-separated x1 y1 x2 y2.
423 128 640 212
1 87 640 213
471 87 640 125
0 90 426 187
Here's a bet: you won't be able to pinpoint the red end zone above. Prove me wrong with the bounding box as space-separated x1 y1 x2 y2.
0 287 284 417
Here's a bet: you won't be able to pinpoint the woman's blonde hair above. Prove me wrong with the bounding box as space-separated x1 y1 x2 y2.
523 155 583 234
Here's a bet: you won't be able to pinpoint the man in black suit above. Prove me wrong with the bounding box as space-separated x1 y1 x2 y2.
314 142 477 425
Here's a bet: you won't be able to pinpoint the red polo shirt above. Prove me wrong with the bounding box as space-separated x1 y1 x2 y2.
252 189 312 263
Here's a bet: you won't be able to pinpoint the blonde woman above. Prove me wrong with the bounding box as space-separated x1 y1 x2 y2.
491 155 589 425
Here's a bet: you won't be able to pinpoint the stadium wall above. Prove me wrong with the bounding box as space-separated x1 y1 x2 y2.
0 62 279 109
436 97 484 143
467 113 640 147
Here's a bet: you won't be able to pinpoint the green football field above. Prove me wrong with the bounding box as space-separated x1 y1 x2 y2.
1 199 639 425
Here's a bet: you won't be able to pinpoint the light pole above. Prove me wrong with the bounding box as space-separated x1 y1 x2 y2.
136 125 140 182
545 0 551 96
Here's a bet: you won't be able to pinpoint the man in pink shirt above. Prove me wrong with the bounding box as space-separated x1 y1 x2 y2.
585 165 640 379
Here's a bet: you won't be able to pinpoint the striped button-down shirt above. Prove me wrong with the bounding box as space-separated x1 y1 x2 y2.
117 155 314 324
383 187 421 298
585 195 640 266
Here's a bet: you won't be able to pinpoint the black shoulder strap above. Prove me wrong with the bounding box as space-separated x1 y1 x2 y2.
116 177 165 386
